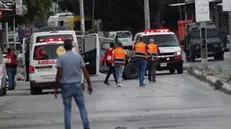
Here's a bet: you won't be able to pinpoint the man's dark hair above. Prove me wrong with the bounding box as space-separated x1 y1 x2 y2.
64 39 73 50
7 48 11 53
110 43 114 48
117 42 123 47
139 37 143 42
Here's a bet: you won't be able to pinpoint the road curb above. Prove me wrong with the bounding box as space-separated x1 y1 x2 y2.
187 67 231 95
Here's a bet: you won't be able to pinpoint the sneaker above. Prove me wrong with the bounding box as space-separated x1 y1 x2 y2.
104 82 110 85
140 84 146 87
117 84 122 87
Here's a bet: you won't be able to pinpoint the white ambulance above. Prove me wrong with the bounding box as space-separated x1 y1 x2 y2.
24 29 79 95
133 29 183 74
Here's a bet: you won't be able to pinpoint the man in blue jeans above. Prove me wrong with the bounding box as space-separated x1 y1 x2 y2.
131 38 152 87
55 39 93 129
112 42 127 87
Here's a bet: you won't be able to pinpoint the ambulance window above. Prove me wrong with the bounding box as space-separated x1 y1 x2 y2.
36 35 73 43
33 44 65 60
142 34 179 46
134 35 141 43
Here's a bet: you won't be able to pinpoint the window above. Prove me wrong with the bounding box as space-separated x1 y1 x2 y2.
116 32 132 38
134 35 141 43
74 21 92 31
189 30 200 39
108 34 115 38
33 44 65 60
189 29 219 39
4 44 22 51
207 29 218 38
74 21 81 31
59 21 64 26
142 34 179 47
36 35 73 43
64 21 72 30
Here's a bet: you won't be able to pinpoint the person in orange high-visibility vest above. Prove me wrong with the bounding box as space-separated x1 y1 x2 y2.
130 37 150 87
112 42 127 87
147 38 159 82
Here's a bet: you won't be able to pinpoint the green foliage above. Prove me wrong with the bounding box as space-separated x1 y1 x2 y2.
21 0 53 23
57 0 179 32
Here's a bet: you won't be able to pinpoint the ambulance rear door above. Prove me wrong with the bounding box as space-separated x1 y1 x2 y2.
98 37 115 73
78 33 100 75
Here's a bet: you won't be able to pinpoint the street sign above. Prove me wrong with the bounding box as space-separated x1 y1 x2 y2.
222 0 231 11
195 0 210 22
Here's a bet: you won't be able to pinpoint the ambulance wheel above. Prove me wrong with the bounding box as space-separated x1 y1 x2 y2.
123 63 138 79
30 87 42 95
169 69 175 74
177 66 183 74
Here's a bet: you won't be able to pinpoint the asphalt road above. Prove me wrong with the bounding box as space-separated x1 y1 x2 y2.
1 73 231 129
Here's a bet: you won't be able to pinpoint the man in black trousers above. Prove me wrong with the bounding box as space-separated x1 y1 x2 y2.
103 43 117 85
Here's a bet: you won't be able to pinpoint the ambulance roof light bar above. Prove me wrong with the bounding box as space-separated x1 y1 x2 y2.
144 29 170 33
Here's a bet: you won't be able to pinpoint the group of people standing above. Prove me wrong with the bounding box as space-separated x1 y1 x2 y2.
103 38 159 87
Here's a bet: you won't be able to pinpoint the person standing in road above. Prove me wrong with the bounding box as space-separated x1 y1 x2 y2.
131 38 149 87
112 42 127 87
55 39 93 129
102 43 117 85
147 38 159 82
5 48 17 90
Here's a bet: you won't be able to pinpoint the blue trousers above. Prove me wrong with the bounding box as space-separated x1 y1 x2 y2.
115 66 124 84
61 82 90 129
136 60 147 85
6 68 16 89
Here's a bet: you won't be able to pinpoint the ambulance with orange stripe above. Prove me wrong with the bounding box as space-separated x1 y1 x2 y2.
25 29 79 95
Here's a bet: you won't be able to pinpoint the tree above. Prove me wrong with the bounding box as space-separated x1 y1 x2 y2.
18 0 53 24
57 0 180 32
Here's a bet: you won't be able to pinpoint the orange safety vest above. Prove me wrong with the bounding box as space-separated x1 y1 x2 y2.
134 42 146 59
113 47 126 65
147 43 158 59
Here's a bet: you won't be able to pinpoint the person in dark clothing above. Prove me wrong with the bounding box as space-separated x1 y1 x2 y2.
147 38 159 82
5 48 17 90
102 43 117 85
25 42 30 81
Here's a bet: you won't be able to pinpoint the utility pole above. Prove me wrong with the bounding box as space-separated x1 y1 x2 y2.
229 11 231 66
56 0 59 14
92 0 95 32
79 0 85 35
13 17 16 52
200 22 208 70
144 0 150 29
5 22 9 48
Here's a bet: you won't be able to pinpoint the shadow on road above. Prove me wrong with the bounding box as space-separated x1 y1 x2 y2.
6 89 61 97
